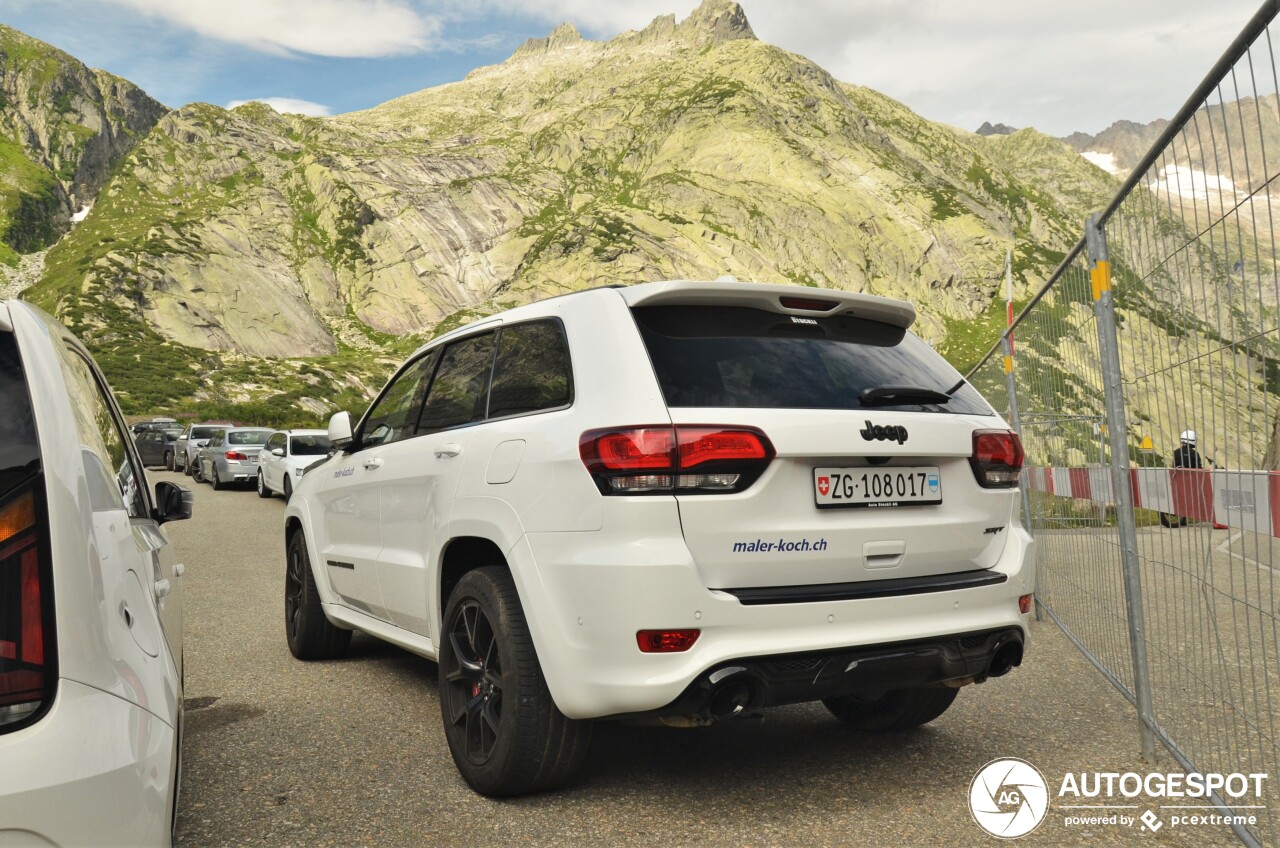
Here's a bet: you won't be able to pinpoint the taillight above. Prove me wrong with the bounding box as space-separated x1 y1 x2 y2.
225 450 249 461
580 426 774 495
970 429 1024 489
0 487 55 732
636 629 700 653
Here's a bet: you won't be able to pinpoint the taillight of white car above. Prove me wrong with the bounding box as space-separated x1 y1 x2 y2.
969 429 1024 488
579 426 775 495
0 488 53 731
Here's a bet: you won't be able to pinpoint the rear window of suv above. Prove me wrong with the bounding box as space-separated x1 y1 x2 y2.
633 305 993 415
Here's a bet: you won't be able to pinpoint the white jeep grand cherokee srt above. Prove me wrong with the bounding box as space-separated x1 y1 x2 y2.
283 280 1035 796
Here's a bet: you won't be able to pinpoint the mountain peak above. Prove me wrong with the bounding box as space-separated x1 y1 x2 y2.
976 121 1017 136
679 0 755 44
512 22 584 58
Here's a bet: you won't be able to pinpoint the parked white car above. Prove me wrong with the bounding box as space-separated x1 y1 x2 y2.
0 300 191 845
257 429 331 501
282 281 1035 797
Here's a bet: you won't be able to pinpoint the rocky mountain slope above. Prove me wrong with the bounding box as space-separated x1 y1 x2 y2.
0 24 166 268
16 1 1120 420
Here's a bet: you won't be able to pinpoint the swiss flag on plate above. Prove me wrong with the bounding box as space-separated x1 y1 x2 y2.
817 476 830 496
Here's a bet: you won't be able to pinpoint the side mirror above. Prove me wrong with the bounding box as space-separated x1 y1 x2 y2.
271 448 285 457
328 411 354 450
195 440 208 447
153 481 194 525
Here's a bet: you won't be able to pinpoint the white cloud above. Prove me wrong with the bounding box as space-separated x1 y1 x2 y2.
105 0 438 57
227 97 332 117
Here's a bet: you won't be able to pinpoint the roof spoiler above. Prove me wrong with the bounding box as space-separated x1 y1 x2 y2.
617 280 916 329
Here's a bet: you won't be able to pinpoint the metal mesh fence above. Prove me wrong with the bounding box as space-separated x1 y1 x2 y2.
967 4 1280 844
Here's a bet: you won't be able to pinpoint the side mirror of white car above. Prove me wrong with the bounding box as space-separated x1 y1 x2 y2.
271 448 285 457
328 411 353 450
153 481 194 524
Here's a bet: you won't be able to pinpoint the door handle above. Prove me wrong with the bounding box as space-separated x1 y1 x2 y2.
154 579 171 599
435 444 463 458
363 458 384 470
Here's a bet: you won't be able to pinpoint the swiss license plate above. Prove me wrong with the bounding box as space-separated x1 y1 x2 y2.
814 466 941 509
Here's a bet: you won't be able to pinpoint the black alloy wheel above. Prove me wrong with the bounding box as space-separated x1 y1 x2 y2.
438 567 591 796
284 530 350 659
444 599 505 765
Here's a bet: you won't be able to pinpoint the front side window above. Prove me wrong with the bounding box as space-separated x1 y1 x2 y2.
362 351 439 448
488 321 572 419
418 333 497 434
208 431 225 447
59 348 147 517
267 433 286 453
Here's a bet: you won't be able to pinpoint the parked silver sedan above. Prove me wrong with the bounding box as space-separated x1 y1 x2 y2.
195 427 273 490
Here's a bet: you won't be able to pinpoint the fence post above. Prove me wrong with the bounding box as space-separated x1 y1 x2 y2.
1000 333 1040 621
1085 213 1157 762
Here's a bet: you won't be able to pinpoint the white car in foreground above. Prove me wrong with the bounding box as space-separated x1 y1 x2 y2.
257 429 331 501
0 300 191 845
282 281 1035 796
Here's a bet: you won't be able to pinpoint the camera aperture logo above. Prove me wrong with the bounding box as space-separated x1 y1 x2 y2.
970 758 1050 839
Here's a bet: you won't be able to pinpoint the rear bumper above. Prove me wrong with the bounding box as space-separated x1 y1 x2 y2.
0 679 176 846
511 512 1035 720
611 627 1024 721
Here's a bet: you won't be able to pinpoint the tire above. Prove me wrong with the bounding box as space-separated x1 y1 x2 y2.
257 472 273 499
283 477 293 502
284 529 351 660
164 450 175 472
181 454 192 476
823 686 958 732
439 567 592 796
210 466 223 490
192 460 203 483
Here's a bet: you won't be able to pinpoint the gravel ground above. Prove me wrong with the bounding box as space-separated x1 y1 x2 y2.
157 469 1248 847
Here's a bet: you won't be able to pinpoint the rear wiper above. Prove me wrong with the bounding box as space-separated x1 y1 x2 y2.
859 386 952 407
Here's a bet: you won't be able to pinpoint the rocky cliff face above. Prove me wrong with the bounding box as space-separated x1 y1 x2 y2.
0 25 166 266
19 0 1118 415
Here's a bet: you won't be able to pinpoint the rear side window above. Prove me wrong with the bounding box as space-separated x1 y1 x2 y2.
633 305 993 415
488 321 572 419
0 332 54 732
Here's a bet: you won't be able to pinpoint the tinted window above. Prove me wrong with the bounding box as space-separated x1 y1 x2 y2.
191 426 217 440
290 435 331 456
228 430 272 446
362 351 439 447
266 433 286 452
0 334 40 500
60 349 147 517
488 321 572 419
633 305 993 415
418 334 497 434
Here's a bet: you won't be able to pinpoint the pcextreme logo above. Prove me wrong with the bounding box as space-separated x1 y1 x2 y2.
969 758 1050 839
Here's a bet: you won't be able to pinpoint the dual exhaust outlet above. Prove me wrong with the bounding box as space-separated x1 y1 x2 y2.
704 638 1026 716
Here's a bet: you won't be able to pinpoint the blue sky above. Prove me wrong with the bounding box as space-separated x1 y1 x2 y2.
0 0 1265 136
